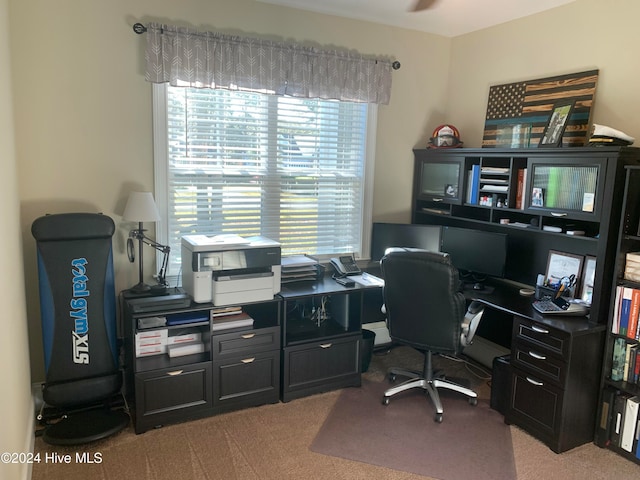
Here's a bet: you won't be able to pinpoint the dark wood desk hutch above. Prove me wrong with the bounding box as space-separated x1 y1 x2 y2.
412 147 640 453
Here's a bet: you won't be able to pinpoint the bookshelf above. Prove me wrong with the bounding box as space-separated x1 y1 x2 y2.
595 165 640 464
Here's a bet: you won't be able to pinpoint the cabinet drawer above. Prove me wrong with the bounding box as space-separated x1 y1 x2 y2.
511 340 566 386
212 350 280 409
134 362 212 432
212 326 280 358
507 367 564 449
282 335 360 401
513 318 569 359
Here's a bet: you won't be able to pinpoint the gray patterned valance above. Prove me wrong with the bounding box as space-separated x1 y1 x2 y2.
144 22 393 104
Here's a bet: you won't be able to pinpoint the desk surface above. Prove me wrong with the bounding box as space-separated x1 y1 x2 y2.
466 280 604 335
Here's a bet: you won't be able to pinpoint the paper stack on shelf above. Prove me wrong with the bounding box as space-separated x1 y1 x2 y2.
211 310 254 332
281 254 321 283
624 252 640 282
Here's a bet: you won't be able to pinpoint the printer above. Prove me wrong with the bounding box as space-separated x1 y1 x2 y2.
181 234 281 305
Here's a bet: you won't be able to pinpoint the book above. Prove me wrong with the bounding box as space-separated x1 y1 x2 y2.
628 345 638 383
613 286 623 334
624 342 634 382
629 289 640 340
515 168 524 209
621 396 639 452
595 386 617 446
469 164 480 205
620 287 633 336
611 337 627 382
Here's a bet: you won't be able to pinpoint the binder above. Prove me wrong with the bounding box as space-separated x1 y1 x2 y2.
468 164 480 205
611 393 629 447
621 395 639 452
595 386 617 446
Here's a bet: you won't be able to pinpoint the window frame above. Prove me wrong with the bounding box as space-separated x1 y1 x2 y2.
151 83 376 283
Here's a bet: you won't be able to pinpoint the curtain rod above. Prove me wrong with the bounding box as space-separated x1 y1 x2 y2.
132 23 401 70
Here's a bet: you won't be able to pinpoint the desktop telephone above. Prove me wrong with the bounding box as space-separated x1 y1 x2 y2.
330 255 362 276
532 296 589 316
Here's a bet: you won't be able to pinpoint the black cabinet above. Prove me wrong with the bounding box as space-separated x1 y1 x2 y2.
134 362 212 434
122 297 281 433
282 334 361 401
279 277 373 402
506 316 604 453
212 325 280 411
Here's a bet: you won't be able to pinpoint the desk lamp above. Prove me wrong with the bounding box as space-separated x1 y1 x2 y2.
122 192 170 295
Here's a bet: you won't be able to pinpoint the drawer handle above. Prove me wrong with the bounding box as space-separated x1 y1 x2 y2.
241 357 255 364
167 370 184 376
529 351 546 360
241 333 256 339
433 198 443 202
531 325 549 334
550 212 568 217
526 376 544 386
319 343 333 349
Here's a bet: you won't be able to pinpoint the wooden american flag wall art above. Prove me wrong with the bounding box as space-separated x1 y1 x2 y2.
482 69 599 148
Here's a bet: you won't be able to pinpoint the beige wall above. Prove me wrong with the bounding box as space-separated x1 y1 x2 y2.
447 0 640 145
1 0 34 479
10 0 450 383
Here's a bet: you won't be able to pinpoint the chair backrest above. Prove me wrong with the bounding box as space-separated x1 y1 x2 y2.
380 249 467 355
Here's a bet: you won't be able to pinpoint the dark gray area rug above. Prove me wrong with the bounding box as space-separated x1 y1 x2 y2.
311 378 516 480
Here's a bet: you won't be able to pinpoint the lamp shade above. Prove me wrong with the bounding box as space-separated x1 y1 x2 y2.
122 192 161 223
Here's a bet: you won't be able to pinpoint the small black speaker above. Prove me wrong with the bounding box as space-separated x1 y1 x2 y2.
490 355 511 415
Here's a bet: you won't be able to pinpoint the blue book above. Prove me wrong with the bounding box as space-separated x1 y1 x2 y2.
620 287 633 336
468 164 480 205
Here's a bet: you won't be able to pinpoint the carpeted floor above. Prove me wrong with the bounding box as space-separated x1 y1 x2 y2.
31 346 639 480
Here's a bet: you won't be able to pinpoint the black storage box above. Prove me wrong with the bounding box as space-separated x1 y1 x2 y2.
490 354 511 415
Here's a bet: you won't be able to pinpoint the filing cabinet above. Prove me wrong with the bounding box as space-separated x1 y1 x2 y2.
212 326 281 411
505 316 605 452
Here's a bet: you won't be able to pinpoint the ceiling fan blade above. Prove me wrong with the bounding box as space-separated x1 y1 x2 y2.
411 0 437 12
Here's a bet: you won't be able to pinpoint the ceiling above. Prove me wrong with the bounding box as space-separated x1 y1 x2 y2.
255 0 576 37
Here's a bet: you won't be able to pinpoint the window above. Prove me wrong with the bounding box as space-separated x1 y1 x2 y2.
153 84 376 280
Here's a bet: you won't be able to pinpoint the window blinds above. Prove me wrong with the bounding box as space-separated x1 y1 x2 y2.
159 85 370 273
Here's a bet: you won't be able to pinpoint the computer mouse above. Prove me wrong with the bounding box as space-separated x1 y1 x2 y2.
472 283 483 291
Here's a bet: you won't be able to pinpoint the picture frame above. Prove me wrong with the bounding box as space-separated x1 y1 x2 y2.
531 187 544 207
581 256 597 304
538 100 575 147
546 250 583 296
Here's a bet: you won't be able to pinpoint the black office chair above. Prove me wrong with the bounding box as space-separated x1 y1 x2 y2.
380 249 484 423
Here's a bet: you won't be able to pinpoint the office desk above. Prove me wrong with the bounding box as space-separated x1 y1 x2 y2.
468 280 606 453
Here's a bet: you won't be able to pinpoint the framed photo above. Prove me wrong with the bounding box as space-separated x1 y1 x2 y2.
531 187 544 207
546 250 583 296
538 100 575 147
581 256 596 304
444 184 457 197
